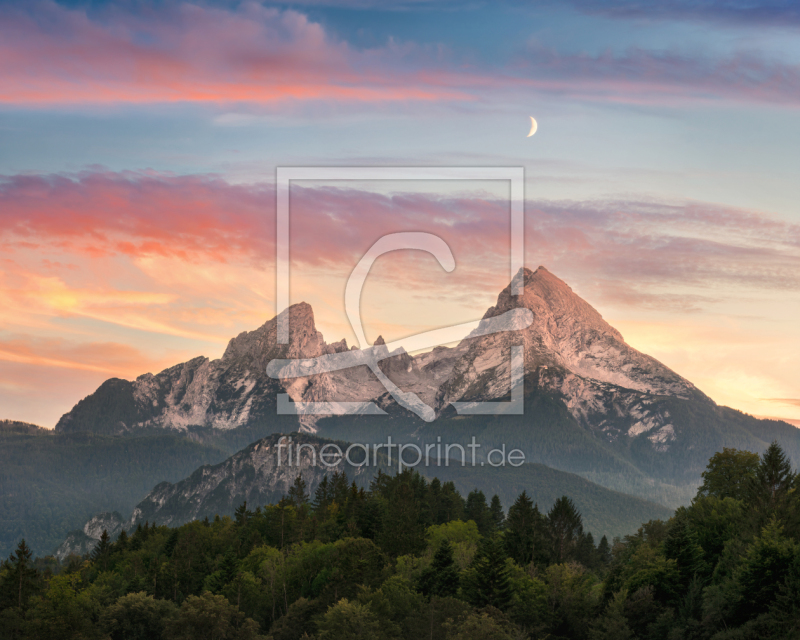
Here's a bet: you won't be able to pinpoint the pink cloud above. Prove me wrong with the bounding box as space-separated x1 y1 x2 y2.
1 2 799 108
2 170 799 314
0 1 468 106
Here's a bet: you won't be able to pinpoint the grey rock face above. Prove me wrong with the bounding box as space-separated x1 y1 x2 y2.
54 266 706 448
438 267 698 405
126 433 380 528
54 511 124 560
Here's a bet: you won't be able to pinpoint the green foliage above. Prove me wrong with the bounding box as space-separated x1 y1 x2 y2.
316 598 384 640
504 490 539 567
417 540 459 598
4 442 800 640
102 591 178 640
462 536 513 611
697 448 760 501
164 592 265 640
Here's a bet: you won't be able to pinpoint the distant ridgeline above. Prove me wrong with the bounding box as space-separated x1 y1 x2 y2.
1 442 799 640
53 433 672 561
0 420 228 558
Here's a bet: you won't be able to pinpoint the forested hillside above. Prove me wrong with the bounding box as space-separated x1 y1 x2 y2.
2 443 799 639
0 424 227 557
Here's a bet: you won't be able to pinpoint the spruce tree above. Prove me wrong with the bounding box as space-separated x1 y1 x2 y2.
163 530 179 558
465 490 491 536
597 535 612 566
116 529 129 550
504 491 550 566
92 529 112 571
330 471 350 505
440 481 465 523
751 441 795 512
234 501 253 527
489 495 505 533
312 476 331 512
418 539 460 598
663 510 707 586
547 496 584 564
468 536 513 611
2 539 38 611
286 474 309 508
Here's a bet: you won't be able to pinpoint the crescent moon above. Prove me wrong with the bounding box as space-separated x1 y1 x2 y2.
527 116 538 137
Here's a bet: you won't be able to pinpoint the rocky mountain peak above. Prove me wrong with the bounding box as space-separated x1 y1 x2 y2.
55 266 703 439
493 266 624 343
223 301 326 365
439 265 698 407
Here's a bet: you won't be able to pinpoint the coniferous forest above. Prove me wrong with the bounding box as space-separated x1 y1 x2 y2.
1 443 799 640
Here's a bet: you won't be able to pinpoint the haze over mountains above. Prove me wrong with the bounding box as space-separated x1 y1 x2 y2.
5 267 799 556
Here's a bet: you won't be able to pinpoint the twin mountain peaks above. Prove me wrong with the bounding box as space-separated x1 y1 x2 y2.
56 266 702 452
47 266 800 558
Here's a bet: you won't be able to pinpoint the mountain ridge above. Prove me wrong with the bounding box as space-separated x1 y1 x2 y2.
54 266 705 437
46 266 800 512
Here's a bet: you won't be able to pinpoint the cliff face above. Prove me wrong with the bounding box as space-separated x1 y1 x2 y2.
126 433 383 528
54 511 124 561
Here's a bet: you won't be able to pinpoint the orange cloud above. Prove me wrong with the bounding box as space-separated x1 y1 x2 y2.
0 336 159 375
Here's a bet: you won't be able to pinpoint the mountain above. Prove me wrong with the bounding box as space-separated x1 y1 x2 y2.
49 267 800 510
69 433 670 548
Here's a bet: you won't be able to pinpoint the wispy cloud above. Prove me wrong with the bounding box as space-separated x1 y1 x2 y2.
563 0 800 27
0 1 467 107
511 46 800 107
2 170 799 315
3 2 800 109
765 398 800 408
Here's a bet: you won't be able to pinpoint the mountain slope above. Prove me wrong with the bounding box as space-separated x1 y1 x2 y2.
0 426 227 557
106 433 672 542
48 266 800 510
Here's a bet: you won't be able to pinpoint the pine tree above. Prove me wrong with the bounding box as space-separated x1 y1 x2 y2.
504 491 552 567
465 490 491 536
312 476 331 512
468 536 513 611
663 509 707 587
286 474 309 508
489 495 505 533
116 529 129 551
129 523 144 551
547 496 584 564
751 441 795 512
418 539 460 598
163 529 179 557
440 481 465 523
92 529 112 571
2 539 38 611
330 471 350 505
234 501 253 527
597 535 612 566
577 531 597 568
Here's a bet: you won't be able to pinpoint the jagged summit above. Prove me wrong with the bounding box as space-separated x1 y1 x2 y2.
56 267 702 443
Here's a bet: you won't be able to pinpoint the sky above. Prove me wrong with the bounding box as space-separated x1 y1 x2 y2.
1 0 799 428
